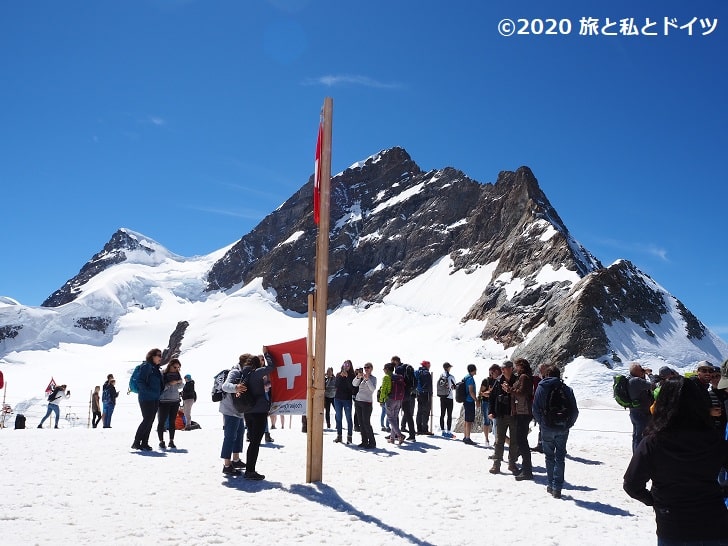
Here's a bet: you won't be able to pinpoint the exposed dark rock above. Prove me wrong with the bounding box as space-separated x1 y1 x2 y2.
0 325 22 342
162 321 189 365
74 316 112 334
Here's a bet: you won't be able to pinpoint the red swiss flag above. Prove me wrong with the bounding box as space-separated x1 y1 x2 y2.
266 338 308 415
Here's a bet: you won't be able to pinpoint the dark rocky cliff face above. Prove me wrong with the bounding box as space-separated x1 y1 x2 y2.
35 147 715 367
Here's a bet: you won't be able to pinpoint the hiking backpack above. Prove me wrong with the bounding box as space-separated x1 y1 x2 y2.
47 387 61 403
128 364 143 394
436 374 451 397
455 379 467 403
415 368 432 395
211 369 230 402
396 364 417 397
544 380 572 427
390 373 406 401
613 375 639 408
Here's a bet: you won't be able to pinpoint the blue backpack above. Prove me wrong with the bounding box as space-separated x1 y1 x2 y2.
128 364 143 394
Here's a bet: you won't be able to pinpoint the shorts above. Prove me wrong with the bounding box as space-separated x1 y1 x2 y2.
464 400 475 423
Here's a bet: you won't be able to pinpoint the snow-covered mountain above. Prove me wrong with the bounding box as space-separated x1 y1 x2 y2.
1 148 726 401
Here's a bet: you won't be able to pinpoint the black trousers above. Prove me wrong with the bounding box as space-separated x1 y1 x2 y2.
416 393 432 432
134 400 159 446
245 413 268 473
355 400 376 447
400 395 416 436
324 397 334 428
157 401 179 440
439 396 453 431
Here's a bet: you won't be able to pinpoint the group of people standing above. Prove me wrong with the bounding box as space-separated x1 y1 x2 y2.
131 349 197 452
323 357 437 448
91 374 119 428
623 360 728 543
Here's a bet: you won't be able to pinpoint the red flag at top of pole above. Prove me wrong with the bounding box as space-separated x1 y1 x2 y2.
313 120 323 225
45 377 56 395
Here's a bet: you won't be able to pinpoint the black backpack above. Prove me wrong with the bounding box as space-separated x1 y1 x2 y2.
544 381 572 427
15 414 26 429
455 379 467 403
396 364 417 396
211 369 229 402
231 367 256 413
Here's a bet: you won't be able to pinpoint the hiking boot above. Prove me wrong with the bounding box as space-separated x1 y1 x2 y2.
489 461 501 474
168 441 176 449
346 435 352 444
140 444 153 451
547 486 553 494
515 471 534 481
552 490 562 499
265 432 274 443
159 441 166 449
334 435 342 443
381 427 388 432
131 440 141 450
508 462 520 474
406 435 416 441
398 435 405 445
244 470 265 480
231 459 246 469
222 465 242 476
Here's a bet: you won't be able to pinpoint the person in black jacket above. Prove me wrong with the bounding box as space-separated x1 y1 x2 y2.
333 361 355 444
488 361 519 474
624 376 728 542
181 374 197 430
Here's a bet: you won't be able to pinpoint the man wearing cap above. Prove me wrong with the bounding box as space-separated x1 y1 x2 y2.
489 361 520 473
415 361 434 435
181 373 197 431
437 363 457 438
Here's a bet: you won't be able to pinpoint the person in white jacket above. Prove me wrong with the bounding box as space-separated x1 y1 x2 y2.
353 363 378 449
38 384 70 429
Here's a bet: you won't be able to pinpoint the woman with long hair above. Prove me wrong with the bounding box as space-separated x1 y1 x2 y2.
624 376 728 544
157 358 184 449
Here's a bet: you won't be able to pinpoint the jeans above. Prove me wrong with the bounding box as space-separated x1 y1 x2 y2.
134 399 159 446
629 408 649 453
416 393 432 433
39 403 60 428
380 403 388 429
333 398 353 438
541 427 569 492
102 403 115 428
220 414 245 460
385 399 403 440
92 410 102 428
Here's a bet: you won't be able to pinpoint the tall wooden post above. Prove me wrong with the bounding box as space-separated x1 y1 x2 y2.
307 97 332 483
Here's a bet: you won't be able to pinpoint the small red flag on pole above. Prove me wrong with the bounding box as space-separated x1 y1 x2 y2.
313 120 323 225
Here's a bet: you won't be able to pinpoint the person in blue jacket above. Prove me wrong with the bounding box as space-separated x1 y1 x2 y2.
131 348 164 451
532 365 579 499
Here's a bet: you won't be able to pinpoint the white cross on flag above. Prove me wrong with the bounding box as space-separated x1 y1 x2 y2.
266 337 308 415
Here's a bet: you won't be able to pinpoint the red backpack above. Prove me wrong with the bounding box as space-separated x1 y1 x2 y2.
390 374 406 401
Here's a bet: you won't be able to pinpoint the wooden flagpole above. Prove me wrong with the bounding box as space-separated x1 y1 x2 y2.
307 97 332 483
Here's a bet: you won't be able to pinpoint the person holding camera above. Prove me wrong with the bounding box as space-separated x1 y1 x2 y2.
38 384 70 429
353 363 377 449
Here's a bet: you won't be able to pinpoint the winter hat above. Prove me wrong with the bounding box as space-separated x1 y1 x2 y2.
184 374 192 381
718 359 728 390
657 366 676 380
421 360 431 369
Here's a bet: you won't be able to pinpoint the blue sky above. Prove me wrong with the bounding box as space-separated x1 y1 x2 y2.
1 0 726 342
